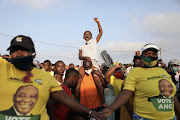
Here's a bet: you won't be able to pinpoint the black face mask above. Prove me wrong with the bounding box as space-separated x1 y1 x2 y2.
11 55 33 71
133 64 137 67
142 56 158 67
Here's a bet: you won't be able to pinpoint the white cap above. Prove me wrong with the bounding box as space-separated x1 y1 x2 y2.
141 43 159 53
168 59 180 66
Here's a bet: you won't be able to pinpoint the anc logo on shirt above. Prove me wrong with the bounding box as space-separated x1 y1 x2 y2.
150 98 173 111
147 76 164 80
0 114 40 120
163 75 169 79
147 75 169 80
7 77 43 85
7 77 33 83
34 79 43 85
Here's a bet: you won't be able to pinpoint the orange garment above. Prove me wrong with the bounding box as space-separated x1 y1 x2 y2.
80 74 101 109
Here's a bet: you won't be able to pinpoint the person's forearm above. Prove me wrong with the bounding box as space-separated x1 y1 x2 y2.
50 91 89 115
79 56 89 61
108 89 133 111
79 56 86 60
97 21 102 34
105 67 117 79
99 75 107 87
95 70 107 87
124 101 133 118
79 50 87 60
96 20 103 42
174 96 180 114
93 76 105 104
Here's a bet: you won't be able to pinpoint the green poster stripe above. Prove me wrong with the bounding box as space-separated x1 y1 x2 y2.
150 98 173 111
0 113 40 120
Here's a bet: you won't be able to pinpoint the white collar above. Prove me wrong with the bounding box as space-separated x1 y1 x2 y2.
13 106 31 116
85 40 92 45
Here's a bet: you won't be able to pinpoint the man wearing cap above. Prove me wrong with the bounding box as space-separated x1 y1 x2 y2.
0 35 104 120
102 43 180 120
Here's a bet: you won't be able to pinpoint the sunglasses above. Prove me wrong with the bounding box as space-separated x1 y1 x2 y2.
22 71 34 83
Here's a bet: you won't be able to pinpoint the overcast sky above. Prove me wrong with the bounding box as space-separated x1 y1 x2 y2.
0 0 180 65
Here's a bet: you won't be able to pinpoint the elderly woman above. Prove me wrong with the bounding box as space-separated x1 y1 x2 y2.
103 43 180 120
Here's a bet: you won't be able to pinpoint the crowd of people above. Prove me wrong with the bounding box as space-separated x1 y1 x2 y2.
0 17 180 120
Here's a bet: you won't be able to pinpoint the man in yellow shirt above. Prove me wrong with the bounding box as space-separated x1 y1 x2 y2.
0 35 103 120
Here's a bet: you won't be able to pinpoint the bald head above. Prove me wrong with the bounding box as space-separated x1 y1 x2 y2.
83 59 92 70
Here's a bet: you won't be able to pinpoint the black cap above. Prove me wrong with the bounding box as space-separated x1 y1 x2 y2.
7 35 35 51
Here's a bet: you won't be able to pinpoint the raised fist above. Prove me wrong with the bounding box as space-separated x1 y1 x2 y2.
94 17 99 22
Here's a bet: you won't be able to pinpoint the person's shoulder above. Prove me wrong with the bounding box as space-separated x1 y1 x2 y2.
0 56 13 69
79 44 86 50
0 107 16 116
130 67 141 71
33 67 43 72
0 56 10 64
33 68 54 77
127 67 146 75
92 39 97 44
156 67 168 73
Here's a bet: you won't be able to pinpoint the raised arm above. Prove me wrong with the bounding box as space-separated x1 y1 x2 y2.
94 17 103 43
105 63 122 83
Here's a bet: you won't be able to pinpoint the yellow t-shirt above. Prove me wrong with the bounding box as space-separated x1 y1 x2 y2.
110 75 124 96
0 57 62 120
124 67 177 120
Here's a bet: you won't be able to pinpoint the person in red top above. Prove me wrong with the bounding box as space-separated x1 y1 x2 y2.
54 68 81 120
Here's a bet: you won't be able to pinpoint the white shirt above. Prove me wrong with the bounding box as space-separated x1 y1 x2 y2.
124 66 133 76
79 39 98 63
13 106 31 116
